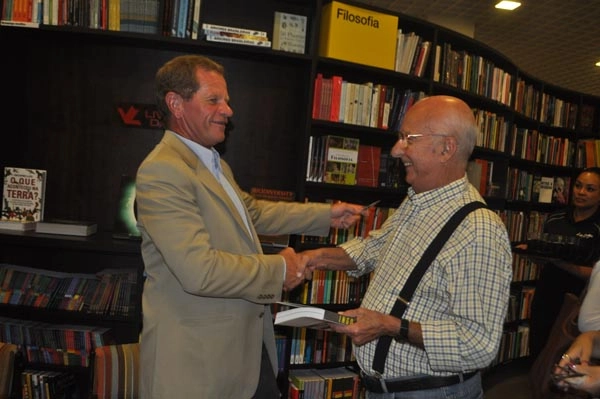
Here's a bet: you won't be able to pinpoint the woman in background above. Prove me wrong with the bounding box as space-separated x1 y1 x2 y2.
529 167 600 359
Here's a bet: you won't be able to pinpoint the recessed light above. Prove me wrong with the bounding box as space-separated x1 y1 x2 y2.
596 61 600 67
495 1 522 10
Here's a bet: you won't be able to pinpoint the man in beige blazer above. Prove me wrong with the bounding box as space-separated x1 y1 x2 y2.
136 55 364 398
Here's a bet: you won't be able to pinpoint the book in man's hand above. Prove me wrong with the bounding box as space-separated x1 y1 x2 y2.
35 219 98 236
274 302 355 330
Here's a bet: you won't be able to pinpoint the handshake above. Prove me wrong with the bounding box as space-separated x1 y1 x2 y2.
279 247 317 292
278 200 369 291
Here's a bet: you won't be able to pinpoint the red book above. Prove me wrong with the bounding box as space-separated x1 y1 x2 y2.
329 75 343 122
312 73 323 120
319 77 332 120
356 144 382 188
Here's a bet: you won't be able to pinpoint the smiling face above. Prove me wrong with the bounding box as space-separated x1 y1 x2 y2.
390 96 476 193
572 171 600 212
166 68 233 148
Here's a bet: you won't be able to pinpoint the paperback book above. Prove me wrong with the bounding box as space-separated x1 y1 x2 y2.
272 11 308 54
274 302 355 330
0 220 36 231
35 219 98 237
2 167 47 223
204 33 272 48
322 135 360 185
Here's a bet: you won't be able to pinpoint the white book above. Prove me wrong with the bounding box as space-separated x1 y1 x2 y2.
394 28 404 72
0 220 36 231
35 219 98 237
274 302 355 330
538 176 554 203
0 20 39 28
433 44 442 82
204 33 271 48
201 23 267 37
190 0 202 39
272 11 308 54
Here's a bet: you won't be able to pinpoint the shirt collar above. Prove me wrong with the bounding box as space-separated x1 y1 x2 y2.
171 131 221 179
407 176 469 208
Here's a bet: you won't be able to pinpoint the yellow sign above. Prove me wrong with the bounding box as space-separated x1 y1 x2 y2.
319 1 398 70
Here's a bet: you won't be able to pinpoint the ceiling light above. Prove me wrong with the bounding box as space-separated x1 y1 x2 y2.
596 61 600 67
495 1 522 10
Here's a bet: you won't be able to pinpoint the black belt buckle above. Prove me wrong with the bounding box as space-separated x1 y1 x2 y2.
360 371 388 393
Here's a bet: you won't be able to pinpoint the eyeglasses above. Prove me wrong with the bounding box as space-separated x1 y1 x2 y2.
397 132 450 146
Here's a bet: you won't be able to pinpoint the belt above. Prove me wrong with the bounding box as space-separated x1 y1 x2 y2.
361 371 478 393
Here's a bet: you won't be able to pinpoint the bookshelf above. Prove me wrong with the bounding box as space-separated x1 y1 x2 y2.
1 0 600 397
0 230 144 396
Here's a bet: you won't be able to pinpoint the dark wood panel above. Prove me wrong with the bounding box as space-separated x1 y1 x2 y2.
1 28 308 232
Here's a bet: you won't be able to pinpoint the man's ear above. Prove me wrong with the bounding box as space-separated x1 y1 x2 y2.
440 137 457 160
165 92 183 118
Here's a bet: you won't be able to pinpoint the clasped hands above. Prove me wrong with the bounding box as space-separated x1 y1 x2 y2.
552 331 600 395
279 246 338 291
280 201 366 291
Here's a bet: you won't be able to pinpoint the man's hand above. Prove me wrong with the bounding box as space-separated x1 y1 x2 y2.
330 202 366 229
279 247 307 291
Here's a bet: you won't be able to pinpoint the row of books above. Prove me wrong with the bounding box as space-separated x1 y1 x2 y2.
20 369 77 399
512 253 543 283
433 42 595 130
493 324 530 366
306 136 407 190
539 92 579 129
508 126 575 167
506 168 571 204
466 158 574 206
288 367 360 399
466 159 498 198
576 138 600 168
502 209 551 244
507 285 535 322
393 29 432 77
287 327 354 366
0 264 138 318
0 316 114 366
0 0 162 32
300 205 396 247
435 42 513 107
286 272 372 308
2 1 309 54
473 109 509 152
296 270 369 306
312 74 425 132
514 78 541 120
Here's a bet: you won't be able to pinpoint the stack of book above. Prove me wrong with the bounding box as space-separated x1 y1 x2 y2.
201 23 271 48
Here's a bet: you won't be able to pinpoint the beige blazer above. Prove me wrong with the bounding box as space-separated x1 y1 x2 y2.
136 131 330 398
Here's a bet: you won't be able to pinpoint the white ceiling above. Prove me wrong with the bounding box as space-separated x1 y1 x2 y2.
353 0 600 98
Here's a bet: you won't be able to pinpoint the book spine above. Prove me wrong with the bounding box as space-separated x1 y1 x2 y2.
0 19 39 27
204 34 271 48
201 22 266 37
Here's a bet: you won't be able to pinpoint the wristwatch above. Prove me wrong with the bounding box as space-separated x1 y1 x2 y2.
394 318 409 342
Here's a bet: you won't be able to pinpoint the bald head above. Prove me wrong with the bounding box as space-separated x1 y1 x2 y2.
406 95 477 161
